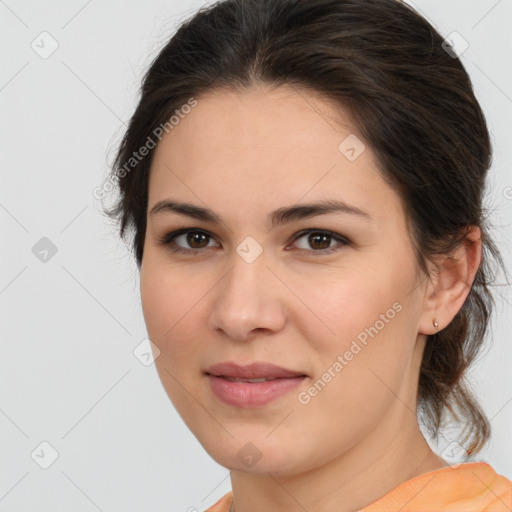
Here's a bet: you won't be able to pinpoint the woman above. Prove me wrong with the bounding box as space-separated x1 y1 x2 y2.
104 0 511 510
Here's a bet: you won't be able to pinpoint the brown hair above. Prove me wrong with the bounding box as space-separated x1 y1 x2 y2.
103 0 508 456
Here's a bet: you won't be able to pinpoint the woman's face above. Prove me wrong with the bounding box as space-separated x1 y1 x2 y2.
140 84 432 475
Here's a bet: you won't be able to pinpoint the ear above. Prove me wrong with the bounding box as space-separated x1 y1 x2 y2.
418 226 482 335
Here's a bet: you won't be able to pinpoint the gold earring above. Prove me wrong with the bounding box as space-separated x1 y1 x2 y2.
433 318 439 332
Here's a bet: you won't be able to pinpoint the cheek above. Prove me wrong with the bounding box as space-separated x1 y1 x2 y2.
295 262 416 402
292 265 396 353
140 269 170 344
140 259 196 355
140 261 208 416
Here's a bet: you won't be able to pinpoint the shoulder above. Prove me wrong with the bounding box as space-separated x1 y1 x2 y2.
360 462 511 511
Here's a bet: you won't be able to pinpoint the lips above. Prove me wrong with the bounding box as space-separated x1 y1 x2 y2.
205 361 308 407
205 361 307 380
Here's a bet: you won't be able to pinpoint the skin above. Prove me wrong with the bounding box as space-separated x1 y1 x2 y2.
139 84 482 512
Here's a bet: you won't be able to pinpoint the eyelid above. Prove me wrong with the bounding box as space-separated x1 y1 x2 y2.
156 227 352 254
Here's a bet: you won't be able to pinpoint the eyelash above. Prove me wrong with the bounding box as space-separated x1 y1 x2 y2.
156 228 352 255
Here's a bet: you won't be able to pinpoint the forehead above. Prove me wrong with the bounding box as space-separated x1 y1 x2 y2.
157 84 358 159
147 84 405 231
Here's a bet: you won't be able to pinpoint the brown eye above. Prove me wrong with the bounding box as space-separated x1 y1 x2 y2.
292 230 350 253
186 231 210 248
308 232 332 250
157 229 219 253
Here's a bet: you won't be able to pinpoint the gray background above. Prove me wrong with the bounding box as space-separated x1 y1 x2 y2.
1 1 511 511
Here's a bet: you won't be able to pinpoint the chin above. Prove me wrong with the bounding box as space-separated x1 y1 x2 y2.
200 434 306 476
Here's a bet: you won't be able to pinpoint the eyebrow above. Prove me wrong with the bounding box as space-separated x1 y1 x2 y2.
149 198 372 230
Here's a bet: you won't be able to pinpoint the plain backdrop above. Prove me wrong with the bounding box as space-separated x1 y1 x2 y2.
1 1 511 511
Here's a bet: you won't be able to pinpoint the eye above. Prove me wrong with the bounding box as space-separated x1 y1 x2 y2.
290 229 351 254
156 229 219 254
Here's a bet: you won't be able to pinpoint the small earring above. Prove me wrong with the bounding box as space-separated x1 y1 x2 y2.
433 318 439 332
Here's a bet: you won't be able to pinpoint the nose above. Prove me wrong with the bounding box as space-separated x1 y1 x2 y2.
208 248 287 341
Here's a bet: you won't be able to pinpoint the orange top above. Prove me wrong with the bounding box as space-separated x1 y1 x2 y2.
204 462 511 511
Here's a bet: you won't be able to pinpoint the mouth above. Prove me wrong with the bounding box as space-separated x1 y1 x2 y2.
205 361 308 408
205 361 308 379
